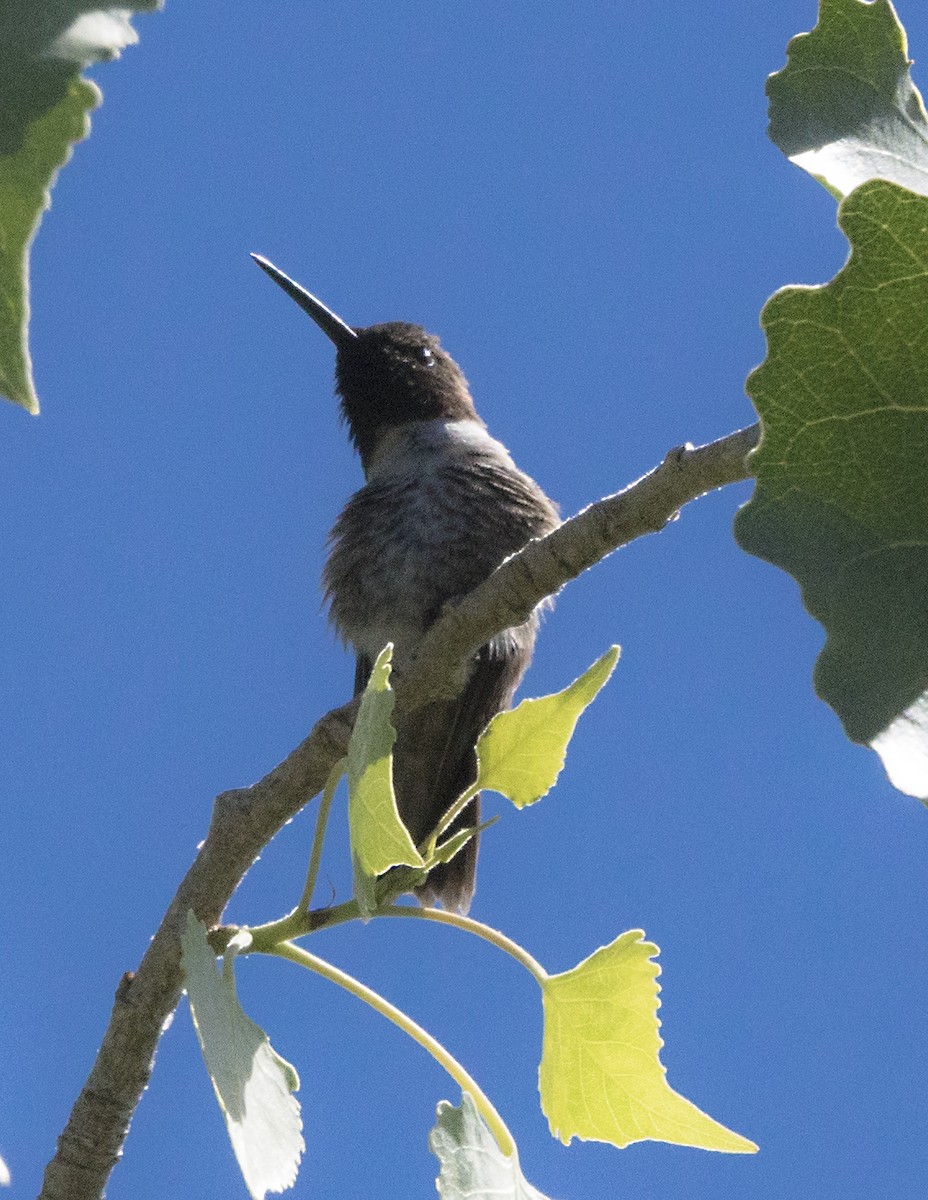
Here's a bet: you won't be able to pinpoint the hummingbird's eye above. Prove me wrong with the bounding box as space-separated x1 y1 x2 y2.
419 347 435 367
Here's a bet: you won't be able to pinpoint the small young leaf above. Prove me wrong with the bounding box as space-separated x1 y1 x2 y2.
539 930 756 1154
768 0 928 199
180 914 304 1199
430 825 477 868
347 645 424 915
430 815 498 868
430 1092 551 1200
475 646 619 808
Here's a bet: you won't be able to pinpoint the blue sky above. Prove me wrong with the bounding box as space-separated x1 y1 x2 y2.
4 3 928 1197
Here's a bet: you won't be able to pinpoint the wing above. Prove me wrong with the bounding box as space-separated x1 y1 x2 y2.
354 653 374 697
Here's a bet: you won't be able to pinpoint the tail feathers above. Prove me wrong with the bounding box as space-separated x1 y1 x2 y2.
355 629 534 914
391 690 482 914
413 794 480 914
393 637 531 914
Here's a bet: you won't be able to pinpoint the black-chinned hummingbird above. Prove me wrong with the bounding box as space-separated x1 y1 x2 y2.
253 254 559 913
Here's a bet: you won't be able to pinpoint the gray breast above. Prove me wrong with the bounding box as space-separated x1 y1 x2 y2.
323 420 559 665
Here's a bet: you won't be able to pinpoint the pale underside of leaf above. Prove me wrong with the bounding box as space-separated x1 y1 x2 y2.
180 914 304 1199
871 691 928 803
431 1093 551 1200
767 0 928 199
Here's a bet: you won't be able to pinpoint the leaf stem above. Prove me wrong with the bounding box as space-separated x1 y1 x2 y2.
297 757 345 913
268 939 516 1157
381 904 549 984
243 867 435 952
423 782 480 855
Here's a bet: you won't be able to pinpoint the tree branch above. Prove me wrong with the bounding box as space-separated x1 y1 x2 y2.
404 423 759 707
37 705 355 1200
38 421 757 1200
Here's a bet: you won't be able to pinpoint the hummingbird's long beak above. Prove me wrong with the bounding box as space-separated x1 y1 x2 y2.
251 254 357 349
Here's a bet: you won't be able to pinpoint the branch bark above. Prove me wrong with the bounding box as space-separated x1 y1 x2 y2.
405 423 760 707
38 421 758 1200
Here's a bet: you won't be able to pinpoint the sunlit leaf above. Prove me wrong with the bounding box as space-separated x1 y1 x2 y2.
0 2 159 412
475 646 619 808
430 1093 551 1200
430 826 477 870
0 1152 9 1186
431 816 497 868
180 914 304 1199
872 695 928 802
347 644 424 915
735 179 928 799
768 0 928 199
539 930 756 1154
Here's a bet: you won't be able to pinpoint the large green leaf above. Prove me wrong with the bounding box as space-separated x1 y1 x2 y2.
735 179 928 800
539 930 756 1154
346 644 424 916
0 2 159 413
430 1093 551 1200
475 646 619 809
768 0 928 199
181 914 304 1200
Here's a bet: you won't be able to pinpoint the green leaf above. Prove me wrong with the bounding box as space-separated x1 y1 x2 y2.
539 930 756 1154
180 914 304 1200
347 645 424 915
767 0 928 199
431 826 477 867
735 180 928 799
0 2 158 412
475 645 619 808
431 815 497 867
430 1093 552 1200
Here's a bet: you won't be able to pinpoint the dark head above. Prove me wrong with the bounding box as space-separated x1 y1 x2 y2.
252 255 479 468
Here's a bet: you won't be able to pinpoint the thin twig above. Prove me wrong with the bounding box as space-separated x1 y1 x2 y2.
404 423 759 709
297 757 346 913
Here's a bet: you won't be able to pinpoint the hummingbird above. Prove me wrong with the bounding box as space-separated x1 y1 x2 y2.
253 254 559 913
